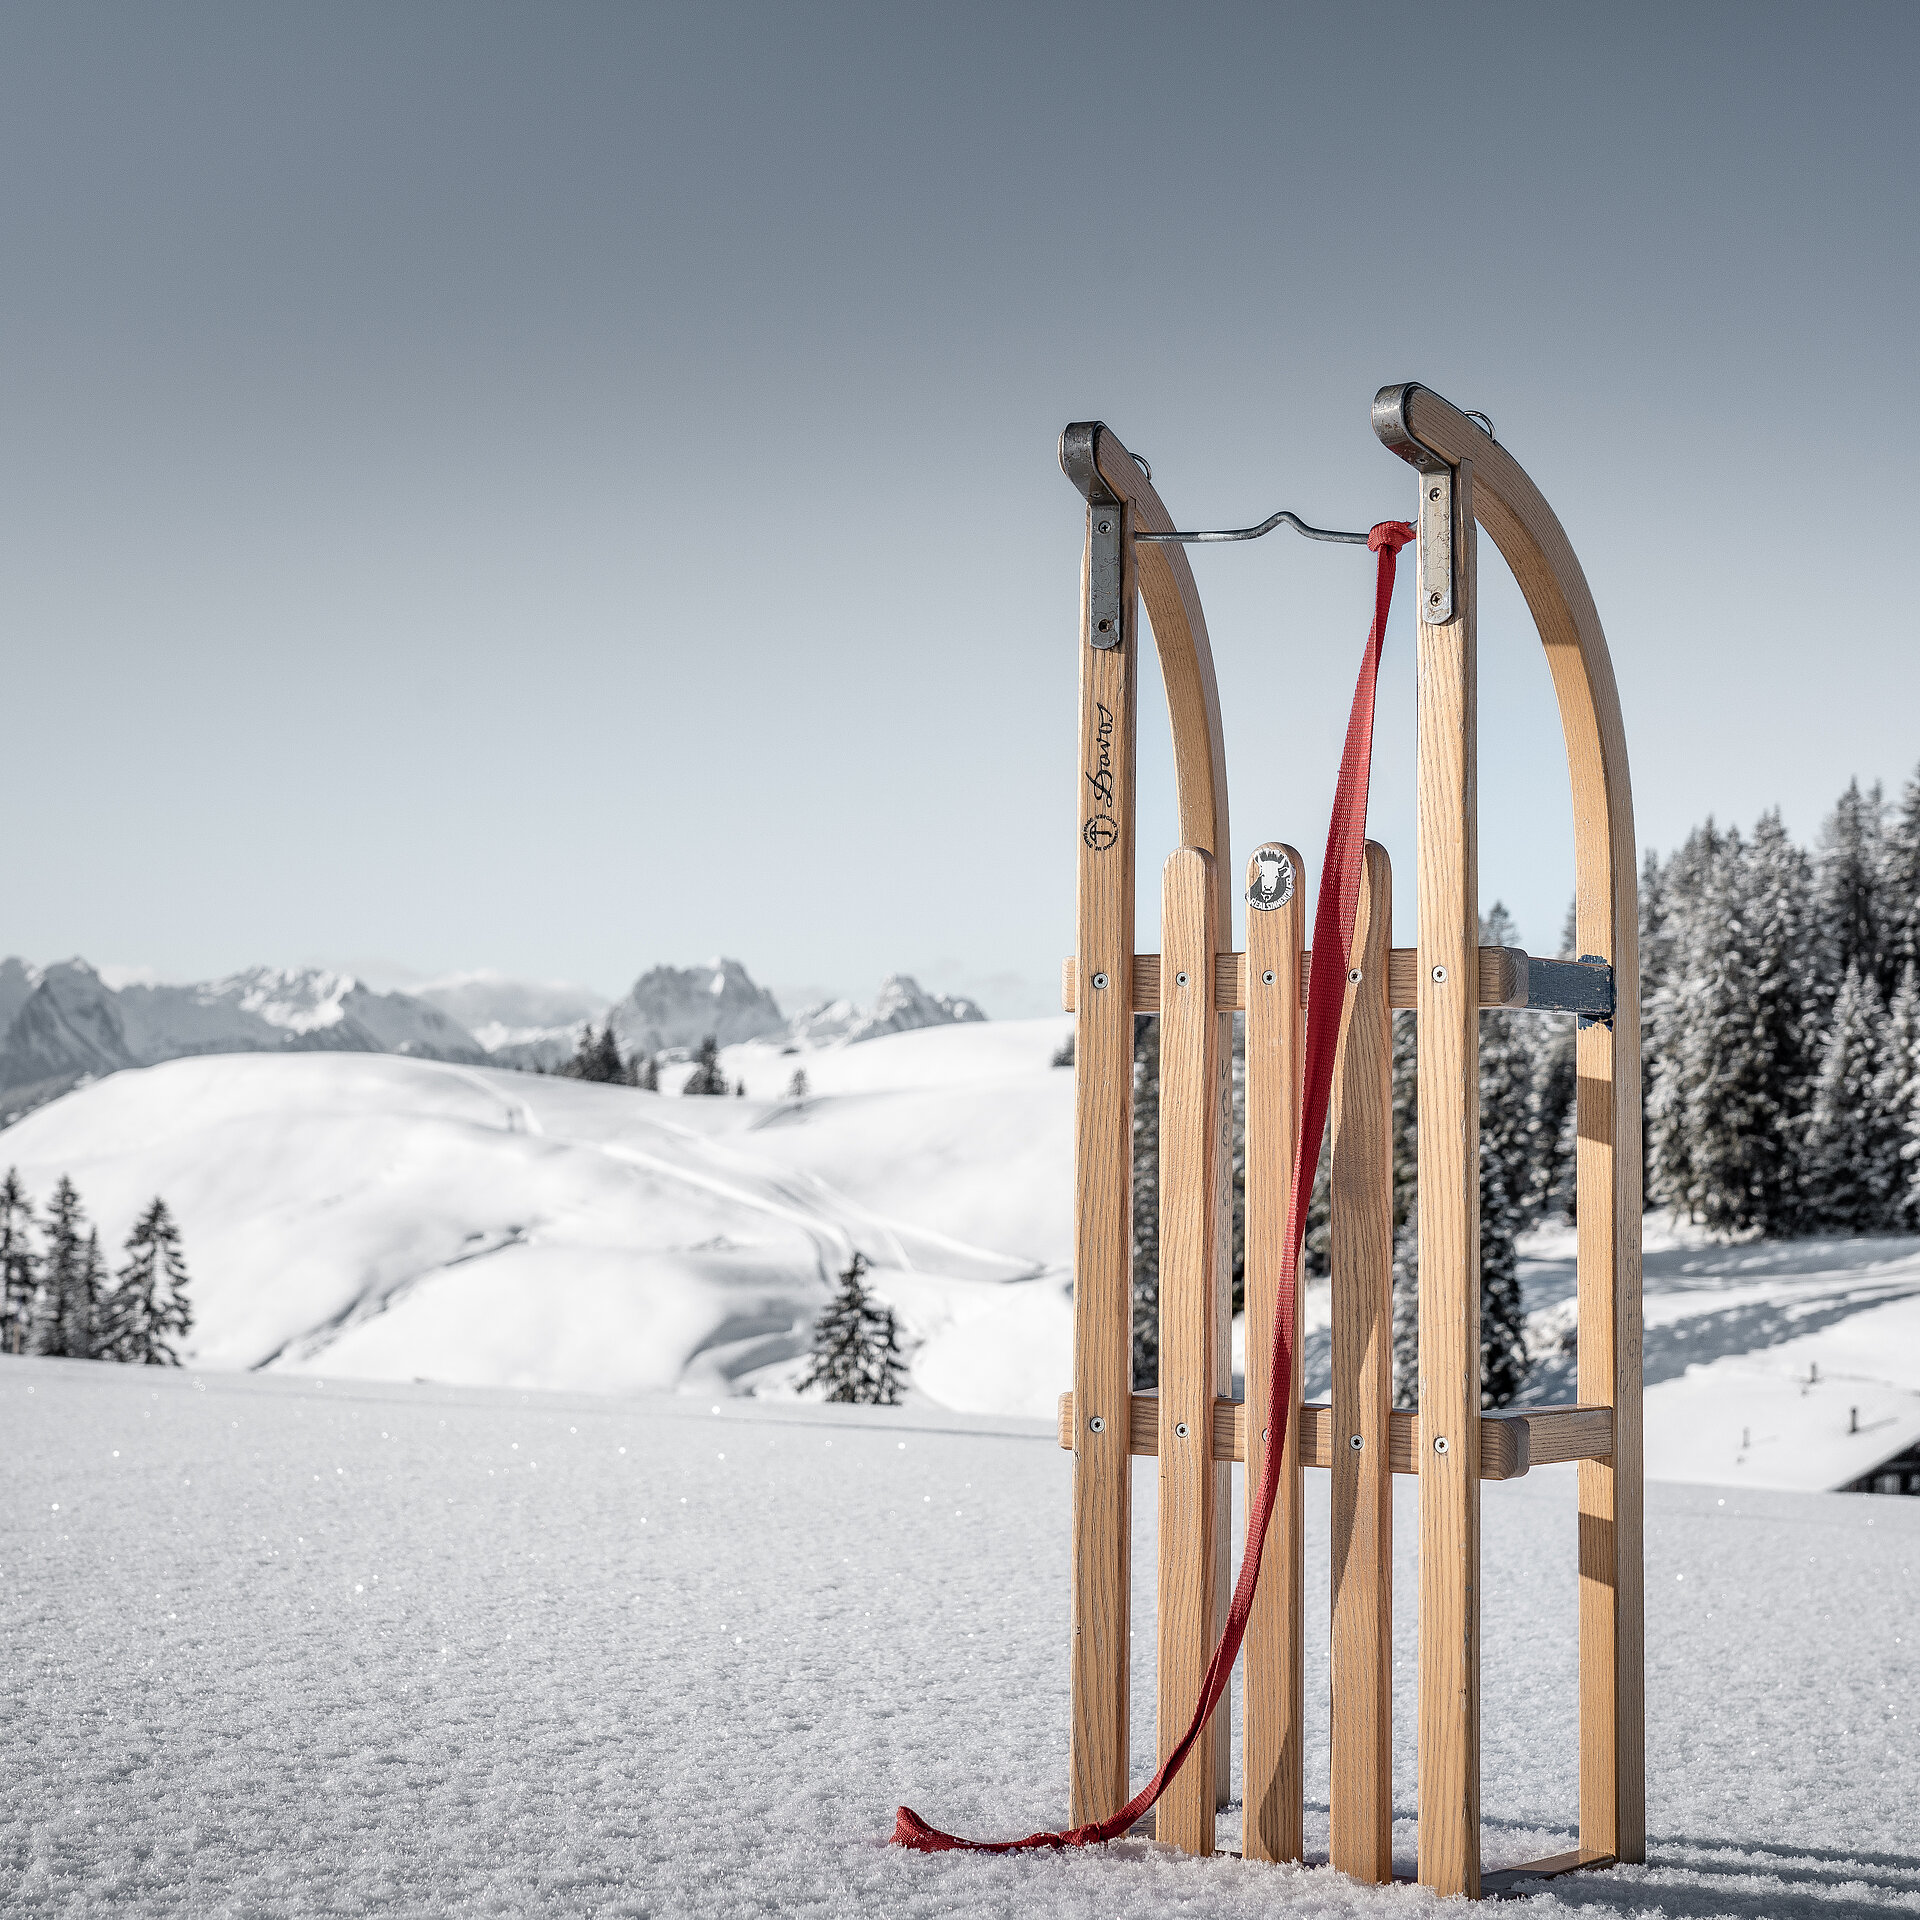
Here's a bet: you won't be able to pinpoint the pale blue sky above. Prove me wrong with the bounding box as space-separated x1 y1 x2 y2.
2 3 1914 1015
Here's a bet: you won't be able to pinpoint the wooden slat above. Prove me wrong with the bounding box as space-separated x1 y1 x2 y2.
1060 945 1523 1013
1330 844 1395 1883
1385 384 1644 1866
1241 843 1306 1865
1415 455 1482 1899
1066 485 1137 1832
1155 846 1222 1856
1481 1848 1618 1897
1054 1395 1610 1480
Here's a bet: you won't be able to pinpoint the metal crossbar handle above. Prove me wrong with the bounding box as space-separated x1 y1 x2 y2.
1136 509 1372 547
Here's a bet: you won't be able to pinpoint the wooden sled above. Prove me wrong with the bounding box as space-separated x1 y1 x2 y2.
1054 385 1644 1897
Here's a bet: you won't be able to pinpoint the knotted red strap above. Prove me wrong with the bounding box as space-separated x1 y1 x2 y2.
894 518 1415 1856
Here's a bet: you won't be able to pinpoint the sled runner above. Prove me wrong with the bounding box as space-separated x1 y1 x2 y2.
898 384 1643 1899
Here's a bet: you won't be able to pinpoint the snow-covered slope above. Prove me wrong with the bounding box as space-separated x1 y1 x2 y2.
0 1022 1076 1411
4 1010 1920 1489
8 1359 1917 1917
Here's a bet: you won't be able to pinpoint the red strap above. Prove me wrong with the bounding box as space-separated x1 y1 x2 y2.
894 518 1415 1856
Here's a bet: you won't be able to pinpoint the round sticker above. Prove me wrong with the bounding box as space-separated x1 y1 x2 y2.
1247 846 1295 912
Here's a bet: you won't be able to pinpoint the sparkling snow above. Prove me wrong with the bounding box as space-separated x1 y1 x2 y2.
5 1358 1917 1917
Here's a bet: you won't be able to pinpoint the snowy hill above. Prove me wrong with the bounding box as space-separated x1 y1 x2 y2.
4 1013 1920 1491
0 1025 1075 1411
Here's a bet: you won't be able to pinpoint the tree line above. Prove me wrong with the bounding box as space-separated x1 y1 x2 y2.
1 1171 193 1365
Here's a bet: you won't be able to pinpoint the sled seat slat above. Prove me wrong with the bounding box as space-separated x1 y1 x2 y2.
1054 1393 1613 1482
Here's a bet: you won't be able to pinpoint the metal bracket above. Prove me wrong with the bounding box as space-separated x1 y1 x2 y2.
1088 504 1123 649
1418 467 1454 625
1515 953 1616 1027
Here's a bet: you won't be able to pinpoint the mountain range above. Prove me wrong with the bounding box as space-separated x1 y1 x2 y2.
0 955 989 1117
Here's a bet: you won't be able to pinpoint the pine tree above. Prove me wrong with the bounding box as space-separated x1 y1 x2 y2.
31 1177 95 1358
0 1169 36 1356
798 1251 905 1404
1051 1033 1075 1068
635 1051 660 1093
682 1035 728 1096
561 1022 631 1085
1804 964 1901 1232
1478 905 1535 1407
1881 965 1920 1231
1130 1014 1159 1390
1741 811 1819 1234
786 1066 810 1100
1813 778 1887 1006
103 1198 193 1365
1882 765 1920 989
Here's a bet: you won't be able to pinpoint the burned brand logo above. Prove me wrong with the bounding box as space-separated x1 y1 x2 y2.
1083 702 1119 852
1247 846 1295 911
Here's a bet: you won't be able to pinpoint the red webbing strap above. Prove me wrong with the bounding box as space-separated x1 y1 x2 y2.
894 519 1415 1856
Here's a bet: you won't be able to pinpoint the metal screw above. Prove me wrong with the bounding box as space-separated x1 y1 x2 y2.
1433 1435 1450 1454
1095 617 1113 632
1428 590 1443 606
1347 967 1363 985
1261 1428 1269 1442
1349 1434 1363 1451
1088 1415 1106 1433
1175 970 1190 988
1091 972 1109 991
1432 965 1448 984
1262 969 1276 986
1174 1422 1190 1440
1095 518 1113 534
1428 485 1442 501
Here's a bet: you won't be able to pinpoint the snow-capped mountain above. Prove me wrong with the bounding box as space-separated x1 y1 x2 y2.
410 971 609 1054
788 973 988 1046
0 958 486 1118
606 958 788 1057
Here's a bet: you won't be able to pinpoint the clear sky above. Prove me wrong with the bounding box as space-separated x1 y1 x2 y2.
3 3 1915 1016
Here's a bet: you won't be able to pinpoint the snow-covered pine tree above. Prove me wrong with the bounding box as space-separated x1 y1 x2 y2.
30 1176 95 1358
1478 904 1534 1408
1131 1013 1159 1390
1882 764 1920 991
1813 778 1887 1009
1740 811 1819 1234
1804 963 1901 1232
1644 821 1733 1221
0 1168 36 1355
682 1035 728 1096
1529 899 1579 1223
1051 1032 1075 1068
104 1198 194 1365
785 1066 809 1099
635 1051 660 1092
1880 964 1920 1231
798 1251 905 1404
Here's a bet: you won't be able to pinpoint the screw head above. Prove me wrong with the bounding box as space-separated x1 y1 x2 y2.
1095 518 1113 534
1175 970 1190 988
1095 617 1113 632
1091 971 1109 991
1088 1414 1106 1434
1262 969 1276 986
1428 590 1443 606
1174 1421 1190 1440
1433 1435 1450 1454
1347 967 1363 985
1349 1433 1363 1450
1428 485 1442 501
1431 965 1449 984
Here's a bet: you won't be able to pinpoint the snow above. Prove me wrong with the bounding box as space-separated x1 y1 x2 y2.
0 1037 1072 1413
4 1014 1920 1488
6 1356 1918 1917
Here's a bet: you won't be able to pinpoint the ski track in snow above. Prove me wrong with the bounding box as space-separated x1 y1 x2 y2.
6 1359 1917 1918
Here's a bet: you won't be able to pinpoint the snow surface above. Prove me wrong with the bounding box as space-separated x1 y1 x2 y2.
6 1357 1917 1917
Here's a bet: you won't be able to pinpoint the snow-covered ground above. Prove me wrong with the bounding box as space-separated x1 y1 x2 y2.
4 1016 1920 1491
6 1357 1917 1917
